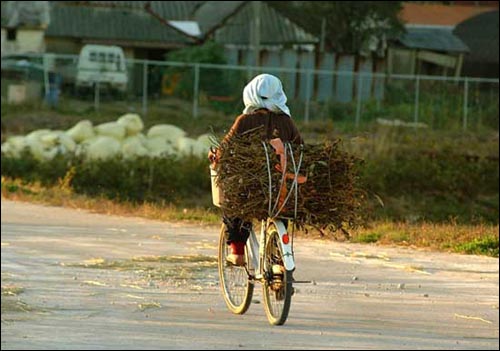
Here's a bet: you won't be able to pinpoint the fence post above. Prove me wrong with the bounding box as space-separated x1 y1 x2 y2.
414 75 420 123
193 63 200 119
463 77 469 131
304 70 312 124
42 53 49 102
355 72 363 128
142 60 148 116
94 81 100 112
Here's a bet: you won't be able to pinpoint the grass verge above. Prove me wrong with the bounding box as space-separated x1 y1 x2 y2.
351 221 499 257
2 177 498 257
1 176 220 225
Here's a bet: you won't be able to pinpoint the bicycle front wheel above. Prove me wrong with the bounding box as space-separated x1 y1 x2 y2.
218 224 254 314
262 225 293 325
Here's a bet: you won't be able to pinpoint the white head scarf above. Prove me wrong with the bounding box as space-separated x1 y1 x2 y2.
242 74 291 117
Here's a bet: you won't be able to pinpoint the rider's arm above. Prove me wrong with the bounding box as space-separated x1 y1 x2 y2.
222 114 246 145
209 114 247 164
289 120 304 145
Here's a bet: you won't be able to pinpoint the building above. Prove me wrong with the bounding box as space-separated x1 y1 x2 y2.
44 1 201 60
1 1 50 56
1 1 318 61
387 2 499 77
454 10 499 78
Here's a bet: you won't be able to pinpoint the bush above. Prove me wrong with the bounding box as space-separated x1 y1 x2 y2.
360 146 499 223
1 152 211 206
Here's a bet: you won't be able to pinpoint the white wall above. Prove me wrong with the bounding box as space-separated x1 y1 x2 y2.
1 28 45 55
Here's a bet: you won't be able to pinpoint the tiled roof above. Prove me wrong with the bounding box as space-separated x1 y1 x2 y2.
208 1 318 45
398 27 469 53
45 3 197 46
4 1 318 47
400 3 497 26
194 1 246 35
57 1 203 20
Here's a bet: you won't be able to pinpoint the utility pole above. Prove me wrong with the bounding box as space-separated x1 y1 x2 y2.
320 18 326 53
252 1 261 67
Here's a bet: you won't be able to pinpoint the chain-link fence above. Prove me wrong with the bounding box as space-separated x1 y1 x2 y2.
2 53 498 132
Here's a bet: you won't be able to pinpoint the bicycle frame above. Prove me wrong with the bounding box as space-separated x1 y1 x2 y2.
246 218 295 281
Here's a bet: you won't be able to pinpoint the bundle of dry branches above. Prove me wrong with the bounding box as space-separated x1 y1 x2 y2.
215 129 364 234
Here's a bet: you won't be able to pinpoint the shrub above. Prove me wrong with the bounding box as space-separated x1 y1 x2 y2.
1 152 211 206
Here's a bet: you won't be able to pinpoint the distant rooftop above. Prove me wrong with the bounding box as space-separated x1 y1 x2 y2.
45 3 197 47
398 27 469 53
400 2 497 27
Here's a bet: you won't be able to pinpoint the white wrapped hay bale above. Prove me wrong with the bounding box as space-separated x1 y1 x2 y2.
117 113 144 136
194 141 209 158
26 138 58 161
196 133 214 157
86 136 122 160
176 137 206 157
74 136 97 158
197 133 214 148
146 137 175 158
26 129 51 142
40 131 77 154
23 129 60 160
147 124 186 145
39 131 60 147
66 120 95 143
95 122 126 140
122 135 149 159
1 136 28 158
56 133 77 153
1 142 13 156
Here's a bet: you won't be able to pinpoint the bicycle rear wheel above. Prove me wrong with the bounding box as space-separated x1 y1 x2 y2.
218 224 254 314
262 225 293 325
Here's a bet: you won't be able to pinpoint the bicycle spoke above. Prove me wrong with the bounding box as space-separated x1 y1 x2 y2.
263 227 292 325
218 224 253 314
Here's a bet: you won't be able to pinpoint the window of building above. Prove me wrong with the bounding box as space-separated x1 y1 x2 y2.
7 28 17 41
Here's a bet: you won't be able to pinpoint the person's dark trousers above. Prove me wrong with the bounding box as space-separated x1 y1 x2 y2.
222 216 252 244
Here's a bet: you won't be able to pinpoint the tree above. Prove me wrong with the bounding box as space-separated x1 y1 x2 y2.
268 1 405 55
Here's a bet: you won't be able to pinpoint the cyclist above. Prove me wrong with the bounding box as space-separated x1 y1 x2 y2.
210 74 303 266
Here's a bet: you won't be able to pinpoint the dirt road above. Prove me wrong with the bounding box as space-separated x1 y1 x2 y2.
1 200 498 350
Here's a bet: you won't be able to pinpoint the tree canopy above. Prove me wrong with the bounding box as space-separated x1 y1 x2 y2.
268 1 405 55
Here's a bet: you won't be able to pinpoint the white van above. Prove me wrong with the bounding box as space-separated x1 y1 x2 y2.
75 45 128 92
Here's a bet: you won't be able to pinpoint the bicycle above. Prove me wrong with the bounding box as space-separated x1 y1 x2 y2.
211 139 306 325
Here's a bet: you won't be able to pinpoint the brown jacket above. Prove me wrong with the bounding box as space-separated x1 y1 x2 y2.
223 109 303 145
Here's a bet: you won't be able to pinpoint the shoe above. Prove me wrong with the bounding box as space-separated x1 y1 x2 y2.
226 254 245 266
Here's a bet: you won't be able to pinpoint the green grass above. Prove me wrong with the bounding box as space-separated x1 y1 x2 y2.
353 232 383 243
350 221 499 257
454 236 499 257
